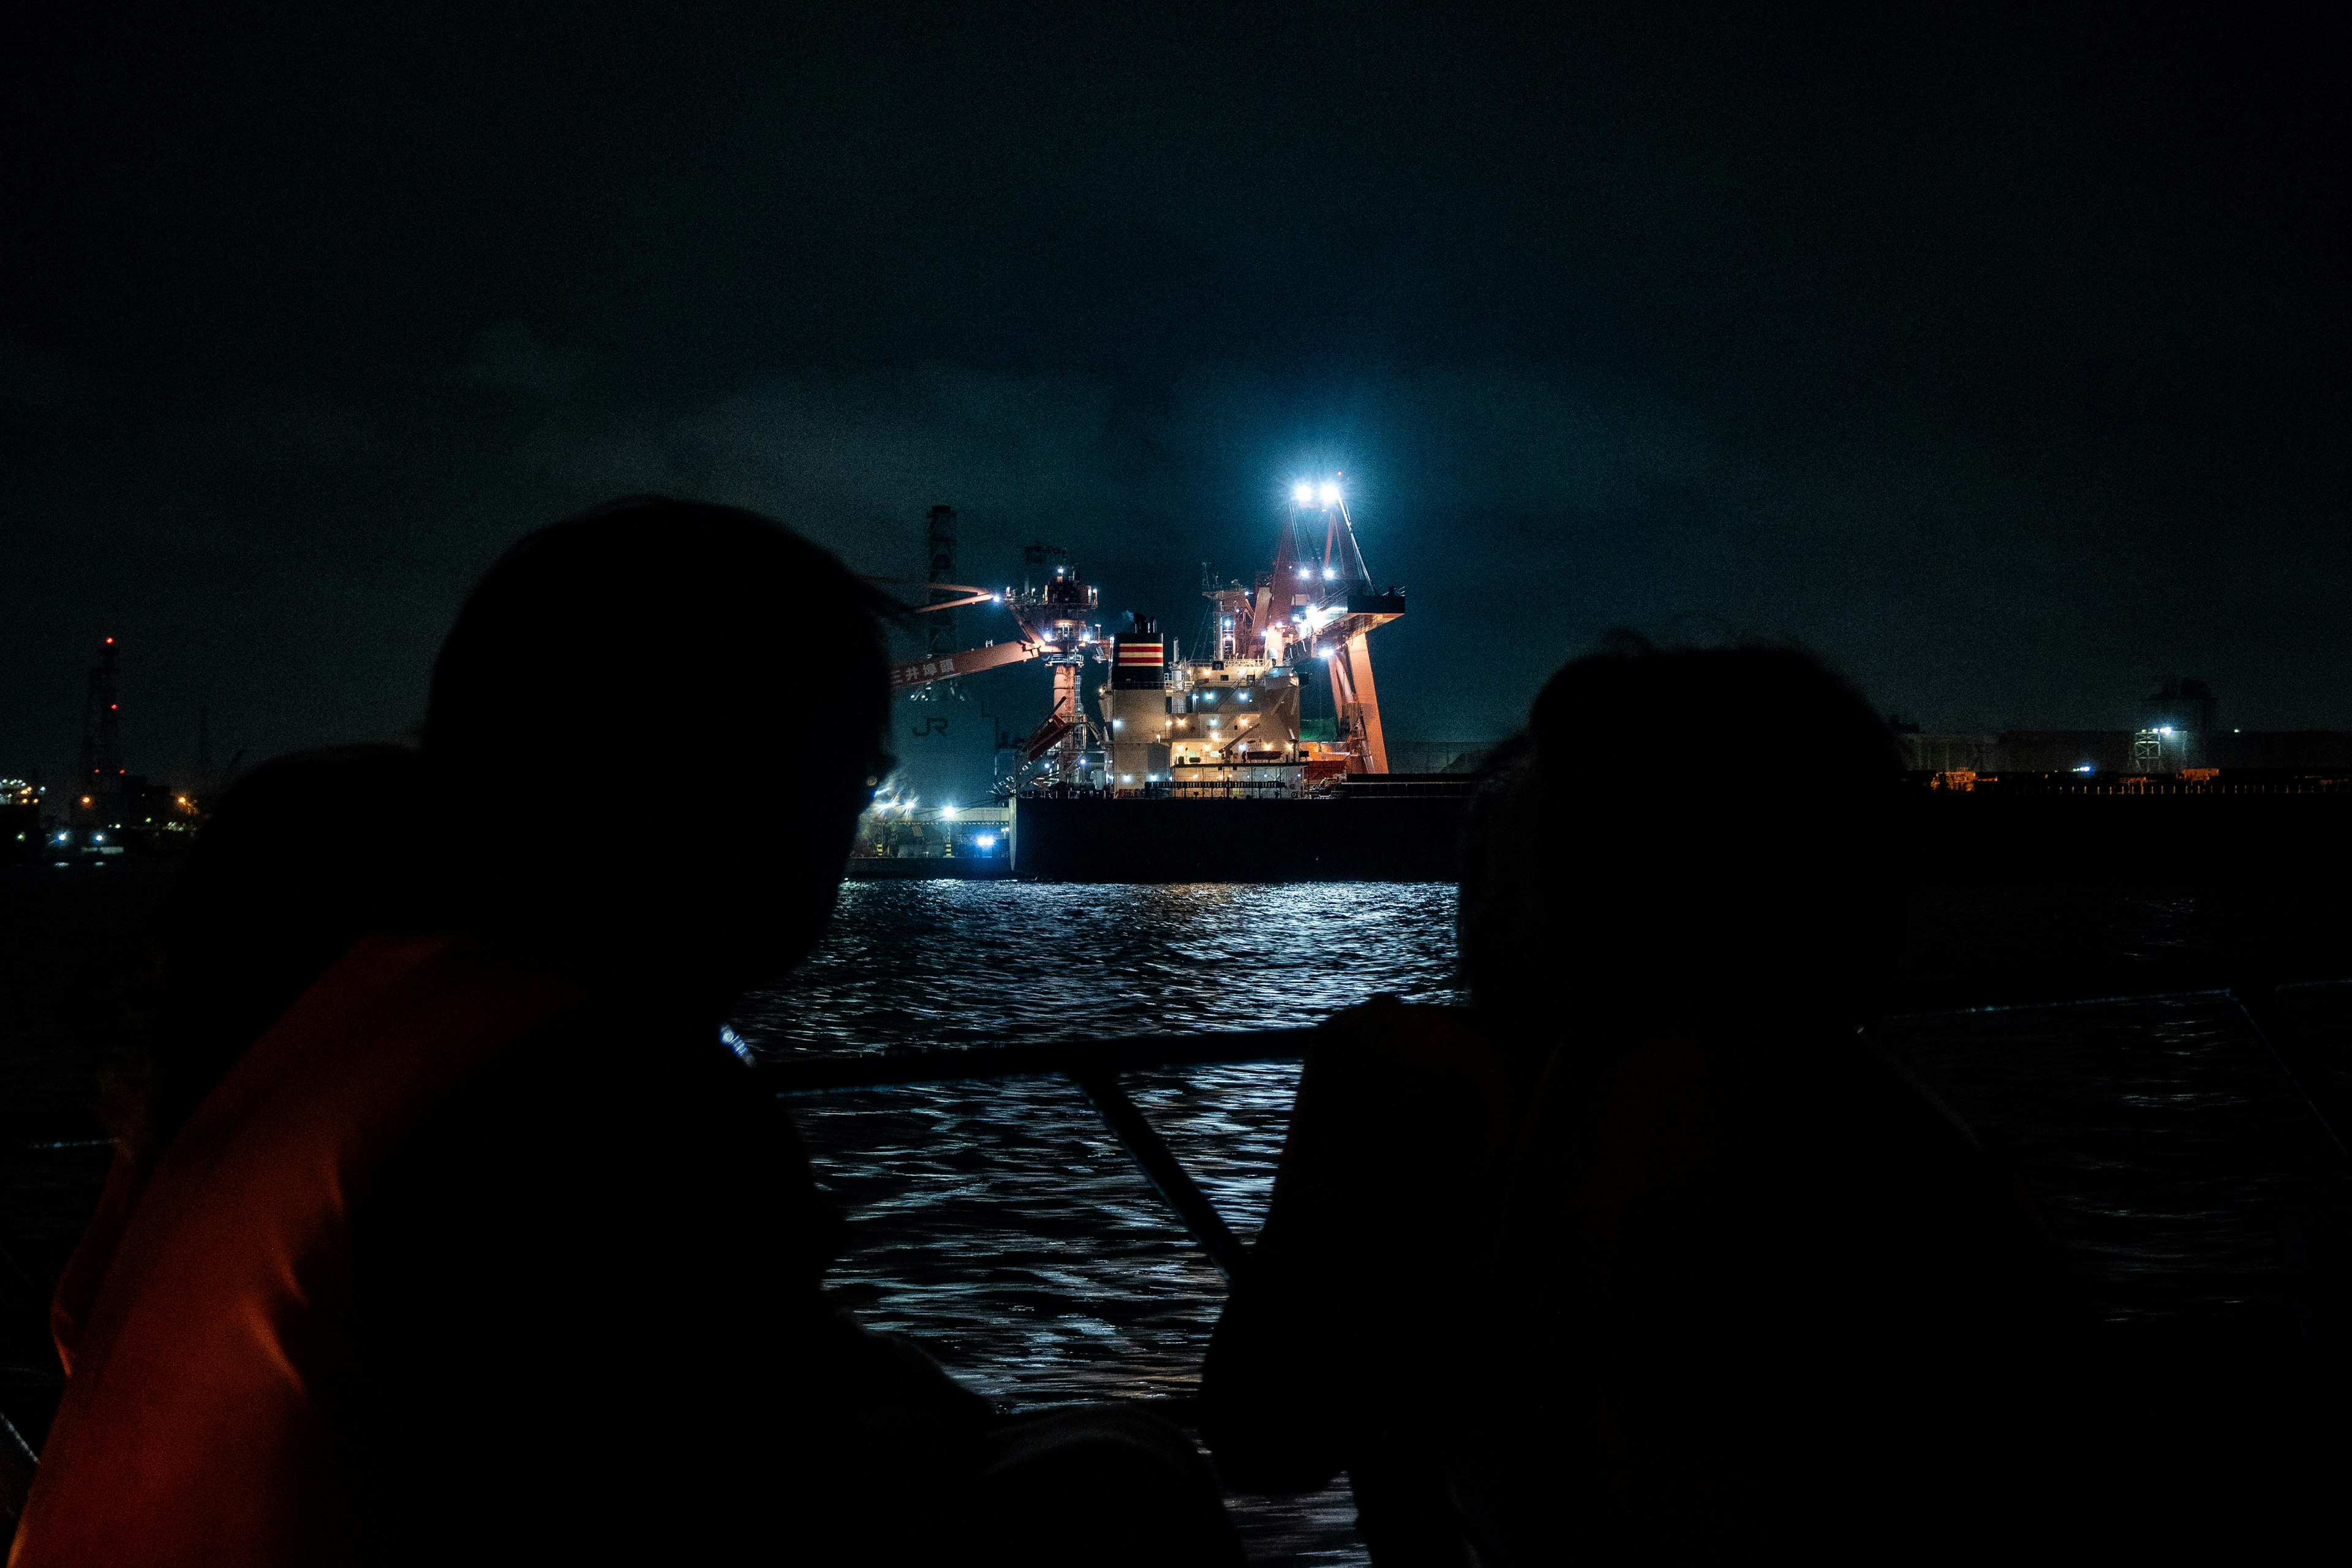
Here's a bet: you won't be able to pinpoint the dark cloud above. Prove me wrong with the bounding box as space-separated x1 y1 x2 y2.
2 2 2344 796
461 323 588 399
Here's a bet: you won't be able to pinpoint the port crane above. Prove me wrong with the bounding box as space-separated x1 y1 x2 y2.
879 551 1105 780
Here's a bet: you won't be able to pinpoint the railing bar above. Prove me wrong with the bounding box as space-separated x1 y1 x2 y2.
2230 983 2352 1164
1071 1071 1249 1281
760 967 2352 1093
1 1408 37 1526
1885 957 2352 1019
1885 986 2237 1019
758 1027 1318 1095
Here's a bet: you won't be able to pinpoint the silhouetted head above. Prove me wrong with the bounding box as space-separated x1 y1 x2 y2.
1460 636 1905 1049
124 744 442 1159
424 497 889 1008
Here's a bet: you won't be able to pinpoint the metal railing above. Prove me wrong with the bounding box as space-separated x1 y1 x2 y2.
760 1027 1317 1279
4 957 2348 1521
755 956 2352 1278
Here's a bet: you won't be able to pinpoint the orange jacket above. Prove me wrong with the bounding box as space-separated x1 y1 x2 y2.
10 933 581 1568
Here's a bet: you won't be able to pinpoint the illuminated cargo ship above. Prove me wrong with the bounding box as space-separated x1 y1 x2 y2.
890 479 1408 793
880 478 1466 881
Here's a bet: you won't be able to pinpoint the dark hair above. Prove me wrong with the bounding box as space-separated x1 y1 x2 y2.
423 497 890 970
1459 636 1906 1048
114 745 443 1162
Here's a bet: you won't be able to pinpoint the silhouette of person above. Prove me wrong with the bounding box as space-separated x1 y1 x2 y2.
1205 638 2082 1565
13 500 1240 1567
43 745 443 1379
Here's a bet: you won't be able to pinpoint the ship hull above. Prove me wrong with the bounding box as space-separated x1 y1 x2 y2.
1009 794 1468 882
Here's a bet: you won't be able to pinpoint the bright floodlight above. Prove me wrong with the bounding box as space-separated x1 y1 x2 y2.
1318 480 1341 505
1292 481 1314 505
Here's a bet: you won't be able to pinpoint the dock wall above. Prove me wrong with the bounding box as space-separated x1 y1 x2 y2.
1008 786 2352 884
1913 789 2352 881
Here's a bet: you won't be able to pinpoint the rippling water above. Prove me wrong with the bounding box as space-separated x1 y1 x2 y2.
736 883 1461 1408
731 880 2352 1563
1883 992 2352 1319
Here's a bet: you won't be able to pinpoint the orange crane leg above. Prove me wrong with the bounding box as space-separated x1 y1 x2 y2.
1345 632 1389 774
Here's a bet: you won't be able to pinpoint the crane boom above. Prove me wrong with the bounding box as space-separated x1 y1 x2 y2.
889 638 1038 691
860 579 1002 616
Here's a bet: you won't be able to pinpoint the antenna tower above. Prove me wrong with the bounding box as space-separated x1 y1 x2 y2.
78 636 121 815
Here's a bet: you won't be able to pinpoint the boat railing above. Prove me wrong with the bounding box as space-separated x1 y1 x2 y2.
4 956 2350 1516
5 957 2346 1286
755 956 2352 1279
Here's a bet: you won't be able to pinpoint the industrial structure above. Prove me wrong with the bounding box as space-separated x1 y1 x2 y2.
883 544 1105 784
869 498 2352 882
75 636 122 824
886 476 1404 797
53 636 197 849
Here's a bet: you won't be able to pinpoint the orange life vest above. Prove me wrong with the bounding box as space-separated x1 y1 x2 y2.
10 933 582 1568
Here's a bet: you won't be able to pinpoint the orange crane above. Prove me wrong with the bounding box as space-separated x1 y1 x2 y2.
1203 476 1403 773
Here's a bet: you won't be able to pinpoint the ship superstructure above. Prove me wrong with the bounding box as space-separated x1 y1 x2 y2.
1098 621 1309 794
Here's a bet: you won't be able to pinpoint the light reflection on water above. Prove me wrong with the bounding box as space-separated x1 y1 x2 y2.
734 883 1461 1409
760 881 1464 1053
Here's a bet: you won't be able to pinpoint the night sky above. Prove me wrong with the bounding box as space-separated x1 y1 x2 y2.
4 4 2343 802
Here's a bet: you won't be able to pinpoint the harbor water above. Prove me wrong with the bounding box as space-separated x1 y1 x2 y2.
736 880 2352 1562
